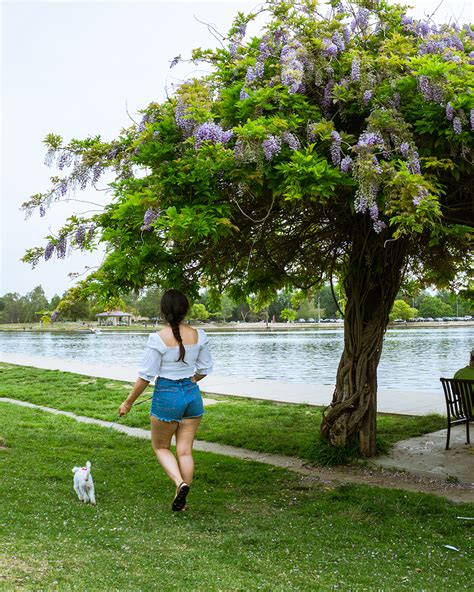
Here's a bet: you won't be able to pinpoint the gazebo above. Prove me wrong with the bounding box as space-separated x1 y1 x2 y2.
95 310 132 326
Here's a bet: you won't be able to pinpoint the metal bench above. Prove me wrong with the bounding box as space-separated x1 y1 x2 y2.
439 378 474 450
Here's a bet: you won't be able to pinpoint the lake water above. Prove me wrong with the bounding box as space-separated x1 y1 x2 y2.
0 327 471 390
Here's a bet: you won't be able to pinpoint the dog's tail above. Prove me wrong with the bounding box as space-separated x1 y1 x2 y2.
84 460 92 481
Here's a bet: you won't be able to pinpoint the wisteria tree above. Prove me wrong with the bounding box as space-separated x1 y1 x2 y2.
23 0 473 456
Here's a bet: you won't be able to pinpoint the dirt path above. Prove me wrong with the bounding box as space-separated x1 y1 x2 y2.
1 397 472 503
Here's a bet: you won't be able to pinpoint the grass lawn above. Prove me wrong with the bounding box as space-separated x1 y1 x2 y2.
0 363 447 463
1 403 472 591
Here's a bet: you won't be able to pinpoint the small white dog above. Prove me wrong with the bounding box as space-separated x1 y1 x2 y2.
72 461 96 505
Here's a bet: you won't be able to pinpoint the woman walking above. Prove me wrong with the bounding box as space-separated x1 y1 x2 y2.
118 289 212 511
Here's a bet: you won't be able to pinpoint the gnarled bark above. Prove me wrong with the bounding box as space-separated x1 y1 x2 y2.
321 222 408 457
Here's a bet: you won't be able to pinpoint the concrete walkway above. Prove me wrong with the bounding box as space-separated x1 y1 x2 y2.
0 353 445 415
1 397 472 502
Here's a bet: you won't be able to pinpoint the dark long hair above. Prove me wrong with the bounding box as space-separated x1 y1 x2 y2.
160 289 189 362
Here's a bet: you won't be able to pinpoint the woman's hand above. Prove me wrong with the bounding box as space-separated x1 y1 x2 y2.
118 401 132 416
191 373 206 383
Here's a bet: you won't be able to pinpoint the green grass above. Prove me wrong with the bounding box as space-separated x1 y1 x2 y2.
0 363 447 464
1 403 472 591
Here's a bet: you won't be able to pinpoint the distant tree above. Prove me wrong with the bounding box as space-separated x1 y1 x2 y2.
219 293 236 322
0 293 27 324
189 302 209 321
136 287 162 318
297 298 319 320
49 294 61 310
24 286 49 323
389 299 417 321
280 308 296 323
314 285 342 319
418 295 454 318
267 289 292 321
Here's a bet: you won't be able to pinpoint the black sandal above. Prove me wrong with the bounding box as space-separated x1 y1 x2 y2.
172 482 190 512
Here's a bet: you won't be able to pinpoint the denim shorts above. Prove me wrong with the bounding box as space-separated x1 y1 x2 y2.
151 377 204 423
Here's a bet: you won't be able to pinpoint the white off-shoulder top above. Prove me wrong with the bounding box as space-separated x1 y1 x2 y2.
138 328 213 382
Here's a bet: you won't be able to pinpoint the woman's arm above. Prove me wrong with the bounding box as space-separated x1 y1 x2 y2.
118 377 150 416
191 373 206 383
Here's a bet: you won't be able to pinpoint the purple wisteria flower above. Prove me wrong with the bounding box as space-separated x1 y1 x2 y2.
240 89 250 100
321 81 334 112
363 90 372 106
234 139 244 161
280 42 305 94
245 66 257 85
44 242 54 261
323 38 339 58
332 31 345 52
175 101 194 136
51 310 59 322
372 156 382 174
400 142 410 157
141 209 160 231
469 51 474 66
229 43 238 58
307 123 317 143
464 24 474 39
75 225 87 247
351 57 361 81
92 164 103 185
170 55 181 68
352 8 370 31
369 202 379 220
57 151 73 170
44 149 55 167
340 156 352 172
354 191 370 214
255 61 265 79
401 15 413 28
39 205 46 217
452 117 462 134
330 131 341 165
194 122 233 148
372 219 386 234
416 21 431 37
282 131 300 151
262 135 282 161
418 76 432 100
342 26 351 45
446 102 454 121
107 145 121 159
413 187 428 206
355 131 384 149
408 151 421 174
56 236 67 259
258 38 271 60
59 180 68 196
470 109 474 131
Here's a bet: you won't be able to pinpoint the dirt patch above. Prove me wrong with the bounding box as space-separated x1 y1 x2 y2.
77 379 98 385
296 463 474 503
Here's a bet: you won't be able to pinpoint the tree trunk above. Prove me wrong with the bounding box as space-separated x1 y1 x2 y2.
321 222 408 457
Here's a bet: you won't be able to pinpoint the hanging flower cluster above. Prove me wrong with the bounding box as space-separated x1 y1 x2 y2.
141 209 160 232
194 122 233 148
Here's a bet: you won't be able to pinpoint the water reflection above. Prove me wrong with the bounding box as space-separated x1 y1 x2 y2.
0 327 471 390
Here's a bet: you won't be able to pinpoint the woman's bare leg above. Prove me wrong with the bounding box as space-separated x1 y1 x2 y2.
175 417 202 485
150 417 182 487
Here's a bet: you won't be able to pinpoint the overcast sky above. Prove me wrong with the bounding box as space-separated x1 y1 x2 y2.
1 0 471 299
